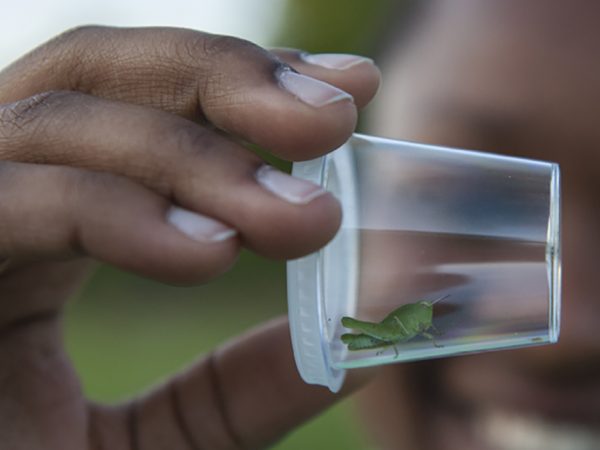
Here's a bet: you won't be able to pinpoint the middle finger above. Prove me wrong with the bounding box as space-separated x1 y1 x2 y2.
0 91 341 259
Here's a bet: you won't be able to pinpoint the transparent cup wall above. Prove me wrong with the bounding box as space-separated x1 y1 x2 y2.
287 134 560 392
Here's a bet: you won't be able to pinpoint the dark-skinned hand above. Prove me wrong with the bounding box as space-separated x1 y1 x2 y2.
0 26 380 449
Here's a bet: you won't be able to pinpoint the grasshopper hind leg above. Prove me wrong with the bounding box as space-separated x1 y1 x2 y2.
375 344 399 358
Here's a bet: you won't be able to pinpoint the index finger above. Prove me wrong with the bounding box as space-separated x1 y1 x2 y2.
0 26 381 160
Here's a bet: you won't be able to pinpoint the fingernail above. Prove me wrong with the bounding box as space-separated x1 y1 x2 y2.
166 206 237 242
278 68 353 108
256 165 327 204
302 53 374 70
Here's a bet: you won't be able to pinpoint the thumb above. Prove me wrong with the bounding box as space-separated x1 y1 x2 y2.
97 317 370 449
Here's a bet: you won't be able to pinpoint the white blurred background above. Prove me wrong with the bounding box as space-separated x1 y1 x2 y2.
0 0 284 68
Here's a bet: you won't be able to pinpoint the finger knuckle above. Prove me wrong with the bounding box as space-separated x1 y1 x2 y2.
46 26 109 66
195 34 255 60
54 25 108 46
137 123 215 193
173 32 287 115
0 91 78 156
47 26 115 91
73 169 130 200
182 32 278 72
163 123 219 158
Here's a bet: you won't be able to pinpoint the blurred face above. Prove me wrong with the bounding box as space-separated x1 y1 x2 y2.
360 1 600 449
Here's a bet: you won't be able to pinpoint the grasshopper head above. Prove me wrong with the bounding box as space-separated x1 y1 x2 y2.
423 294 449 308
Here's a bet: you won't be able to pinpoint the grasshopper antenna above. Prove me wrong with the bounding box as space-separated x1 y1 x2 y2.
430 294 450 305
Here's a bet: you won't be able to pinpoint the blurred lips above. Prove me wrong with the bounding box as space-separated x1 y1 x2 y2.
420 355 600 450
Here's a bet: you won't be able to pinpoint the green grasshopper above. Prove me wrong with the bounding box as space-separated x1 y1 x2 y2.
341 295 448 357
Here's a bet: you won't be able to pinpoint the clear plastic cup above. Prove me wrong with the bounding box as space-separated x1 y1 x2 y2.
287 134 561 393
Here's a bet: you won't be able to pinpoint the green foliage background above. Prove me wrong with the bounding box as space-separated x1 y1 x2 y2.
65 2 398 448
274 0 392 54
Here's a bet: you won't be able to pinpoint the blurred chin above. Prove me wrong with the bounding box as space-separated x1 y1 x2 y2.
429 408 600 450
474 409 600 450
358 354 600 450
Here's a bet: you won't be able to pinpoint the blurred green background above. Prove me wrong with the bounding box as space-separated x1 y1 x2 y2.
63 1 398 448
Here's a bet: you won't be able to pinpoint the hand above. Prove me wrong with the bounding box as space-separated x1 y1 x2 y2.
0 27 380 449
